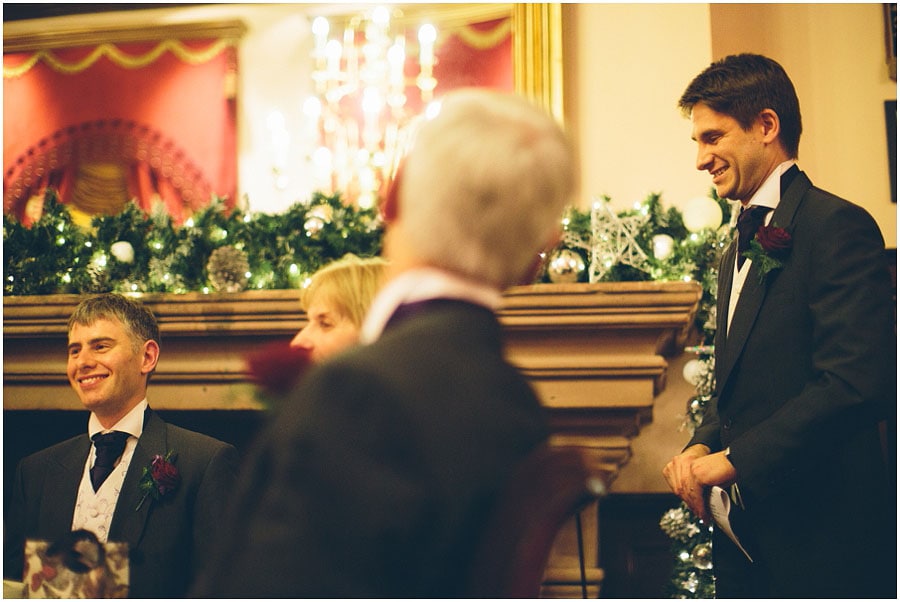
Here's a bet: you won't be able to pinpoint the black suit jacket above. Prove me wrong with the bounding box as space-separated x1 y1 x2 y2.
4 408 238 598
195 299 549 598
689 168 896 597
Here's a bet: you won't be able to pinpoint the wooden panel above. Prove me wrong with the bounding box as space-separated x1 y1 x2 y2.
597 494 680 598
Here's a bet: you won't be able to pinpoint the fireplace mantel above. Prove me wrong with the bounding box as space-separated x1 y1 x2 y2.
3 281 701 466
4 281 699 400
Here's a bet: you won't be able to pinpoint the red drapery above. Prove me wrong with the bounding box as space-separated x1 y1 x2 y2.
402 17 512 117
434 18 513 96
3 38 237 224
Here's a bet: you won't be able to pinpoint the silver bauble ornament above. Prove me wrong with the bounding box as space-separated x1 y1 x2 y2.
304 203 333 237
547 248 586 283
682 358 703 386
110 240 135 264
308 204 334 223
304 216 325 237
690 542 713 570
651 234 675 260
683 572 700 594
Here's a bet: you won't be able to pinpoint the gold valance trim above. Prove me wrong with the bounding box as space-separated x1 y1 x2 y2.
4 38 236 79
452 20 511 50
3 19 247 52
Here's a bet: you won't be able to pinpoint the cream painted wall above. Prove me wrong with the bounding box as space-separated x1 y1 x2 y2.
562 3 714 214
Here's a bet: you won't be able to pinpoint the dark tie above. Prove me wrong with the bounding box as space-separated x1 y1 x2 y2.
736 205 771 269
90 431 130 492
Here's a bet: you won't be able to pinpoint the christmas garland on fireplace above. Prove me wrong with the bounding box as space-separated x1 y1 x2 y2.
3 188 732 314
3 189 383 296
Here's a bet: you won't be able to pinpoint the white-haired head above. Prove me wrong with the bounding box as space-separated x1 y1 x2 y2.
390 88 578 289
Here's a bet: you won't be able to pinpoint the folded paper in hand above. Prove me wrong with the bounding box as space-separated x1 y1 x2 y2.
708 485 753 563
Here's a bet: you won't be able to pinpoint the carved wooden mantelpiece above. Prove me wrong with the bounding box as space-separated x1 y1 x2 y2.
498 281 701 597
3 281 701 598
3 281 700 418
500 281 700 473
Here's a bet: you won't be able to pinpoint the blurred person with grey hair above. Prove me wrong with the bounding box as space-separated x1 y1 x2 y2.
194 88 578 598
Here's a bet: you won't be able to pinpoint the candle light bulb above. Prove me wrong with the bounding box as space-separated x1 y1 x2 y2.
418 23 436 64
418 23 437 46
312 17 329 50
325 39 342 74
372 6 390 29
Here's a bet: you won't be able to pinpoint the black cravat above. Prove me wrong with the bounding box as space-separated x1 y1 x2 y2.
736 205 771 269
90 431 130 492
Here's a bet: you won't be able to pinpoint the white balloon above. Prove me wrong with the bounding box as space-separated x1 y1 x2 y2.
682 196 722 232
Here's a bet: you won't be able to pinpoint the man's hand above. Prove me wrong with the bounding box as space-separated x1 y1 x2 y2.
663 444 712 522
691 449 737 490
664 446 739 522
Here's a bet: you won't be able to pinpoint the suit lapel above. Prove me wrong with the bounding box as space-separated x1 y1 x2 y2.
717 168 810 397
771 167 806 229
714 244 736 387
109 409 168 546
719 268 767 385
42 438 92 536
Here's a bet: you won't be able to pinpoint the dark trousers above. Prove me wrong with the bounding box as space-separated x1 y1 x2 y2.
711 504 896 599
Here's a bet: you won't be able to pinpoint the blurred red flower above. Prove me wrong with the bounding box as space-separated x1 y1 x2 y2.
244 340 313 398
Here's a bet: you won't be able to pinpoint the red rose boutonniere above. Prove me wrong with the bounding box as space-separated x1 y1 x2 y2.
135 450 180 511
244 340 313 406
743 223 793 284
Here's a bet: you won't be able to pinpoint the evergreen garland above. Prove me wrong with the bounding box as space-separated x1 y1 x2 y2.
3 190 383 295
4 188 91 295
545 190 732 338
5 189 732 323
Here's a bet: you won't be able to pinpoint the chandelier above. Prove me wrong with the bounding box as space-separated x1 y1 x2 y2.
304 6 438 208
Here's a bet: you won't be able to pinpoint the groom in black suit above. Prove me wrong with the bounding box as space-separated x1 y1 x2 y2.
4 293 238 597
193 89 578 597
663 54 895 598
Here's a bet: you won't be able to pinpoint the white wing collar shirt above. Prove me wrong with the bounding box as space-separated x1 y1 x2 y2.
360 267 503 345
72 399 147 543
727 159 797 334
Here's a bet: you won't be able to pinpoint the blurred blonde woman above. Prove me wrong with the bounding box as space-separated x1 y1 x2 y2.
290 254 387 362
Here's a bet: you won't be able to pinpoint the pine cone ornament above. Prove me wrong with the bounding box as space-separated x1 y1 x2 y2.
207 245 249 292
